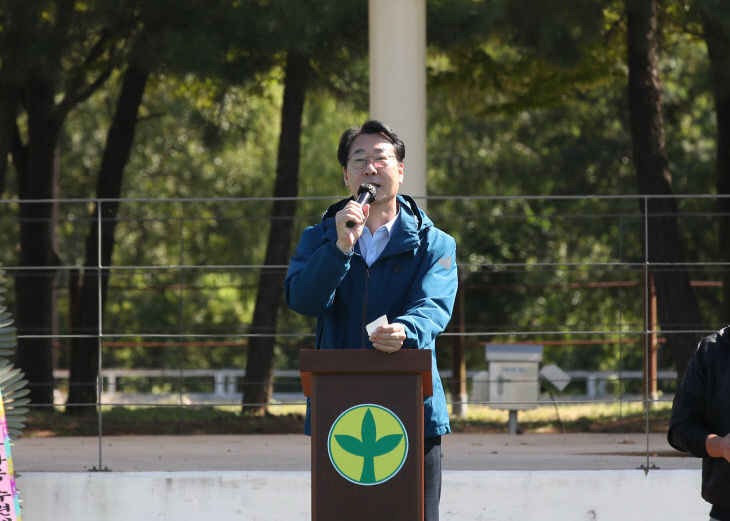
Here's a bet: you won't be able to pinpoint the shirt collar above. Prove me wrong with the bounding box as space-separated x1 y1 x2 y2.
364 209 399 238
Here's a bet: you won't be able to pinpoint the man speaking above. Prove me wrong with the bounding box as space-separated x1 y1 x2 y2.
285 120 457 521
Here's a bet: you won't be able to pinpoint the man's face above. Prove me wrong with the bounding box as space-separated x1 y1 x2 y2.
343 133 403 208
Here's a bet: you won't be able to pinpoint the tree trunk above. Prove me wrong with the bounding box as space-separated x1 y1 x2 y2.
66 63 149 415
242 51 308 415
13 78 61 405
625 0 702 378
699 6 730 324
0 76 19 195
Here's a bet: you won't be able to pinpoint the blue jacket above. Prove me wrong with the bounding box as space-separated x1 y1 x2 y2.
285 194 457 437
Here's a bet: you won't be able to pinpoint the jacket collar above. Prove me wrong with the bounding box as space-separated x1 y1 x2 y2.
321 194 429 254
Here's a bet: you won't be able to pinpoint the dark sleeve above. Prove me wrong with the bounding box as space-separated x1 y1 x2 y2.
667 339 712 458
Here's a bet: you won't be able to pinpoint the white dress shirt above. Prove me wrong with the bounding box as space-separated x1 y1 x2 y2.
358 212 400 267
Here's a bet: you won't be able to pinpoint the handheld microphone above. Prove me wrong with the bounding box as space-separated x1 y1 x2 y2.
346 183 377 227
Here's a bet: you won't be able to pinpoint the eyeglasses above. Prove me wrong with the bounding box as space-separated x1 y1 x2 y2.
347 154 396 170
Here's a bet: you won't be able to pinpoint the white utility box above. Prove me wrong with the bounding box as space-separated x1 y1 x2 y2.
486 344 543 410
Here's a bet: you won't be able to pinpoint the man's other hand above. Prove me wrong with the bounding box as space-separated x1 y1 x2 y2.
370 322 406 354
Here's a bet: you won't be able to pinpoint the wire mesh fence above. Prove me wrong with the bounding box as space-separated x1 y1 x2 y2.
0 193 728 468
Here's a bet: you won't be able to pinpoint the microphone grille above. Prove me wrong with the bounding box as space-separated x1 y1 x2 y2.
358 183 376 200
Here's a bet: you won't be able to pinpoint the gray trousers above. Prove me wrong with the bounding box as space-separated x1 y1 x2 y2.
424 436 442 521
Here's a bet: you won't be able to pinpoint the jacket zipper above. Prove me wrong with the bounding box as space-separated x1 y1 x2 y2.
361 266 369 349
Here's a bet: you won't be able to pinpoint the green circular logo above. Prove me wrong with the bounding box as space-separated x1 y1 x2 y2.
328 403 408 486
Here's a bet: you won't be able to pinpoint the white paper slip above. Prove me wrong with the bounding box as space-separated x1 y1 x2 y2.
366 314 388 335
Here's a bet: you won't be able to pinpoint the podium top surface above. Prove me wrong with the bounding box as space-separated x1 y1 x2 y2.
299 349 433 397
300 349 431 373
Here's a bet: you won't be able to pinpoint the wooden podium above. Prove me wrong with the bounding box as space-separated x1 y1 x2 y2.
300 349 433 521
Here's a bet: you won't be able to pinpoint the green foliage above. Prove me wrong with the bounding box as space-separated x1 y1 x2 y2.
427 63 645 371
52 63 367 373
426 1 719 374
0 0 724 389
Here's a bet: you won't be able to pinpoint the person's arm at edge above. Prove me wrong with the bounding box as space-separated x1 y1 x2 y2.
667 338 713 458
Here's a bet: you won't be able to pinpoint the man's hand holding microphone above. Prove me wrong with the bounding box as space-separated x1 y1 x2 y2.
335 183 376 254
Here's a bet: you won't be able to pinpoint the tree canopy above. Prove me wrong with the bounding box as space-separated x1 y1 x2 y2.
0 0 727 409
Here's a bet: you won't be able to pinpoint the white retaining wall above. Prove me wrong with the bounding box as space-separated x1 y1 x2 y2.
20 469 708 520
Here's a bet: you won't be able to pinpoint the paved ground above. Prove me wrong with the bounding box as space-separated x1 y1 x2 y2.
12 432 701 473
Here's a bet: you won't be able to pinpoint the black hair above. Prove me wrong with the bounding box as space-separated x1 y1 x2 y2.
336 120 406 167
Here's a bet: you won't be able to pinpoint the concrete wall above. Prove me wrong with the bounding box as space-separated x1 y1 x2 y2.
20 469 708 520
